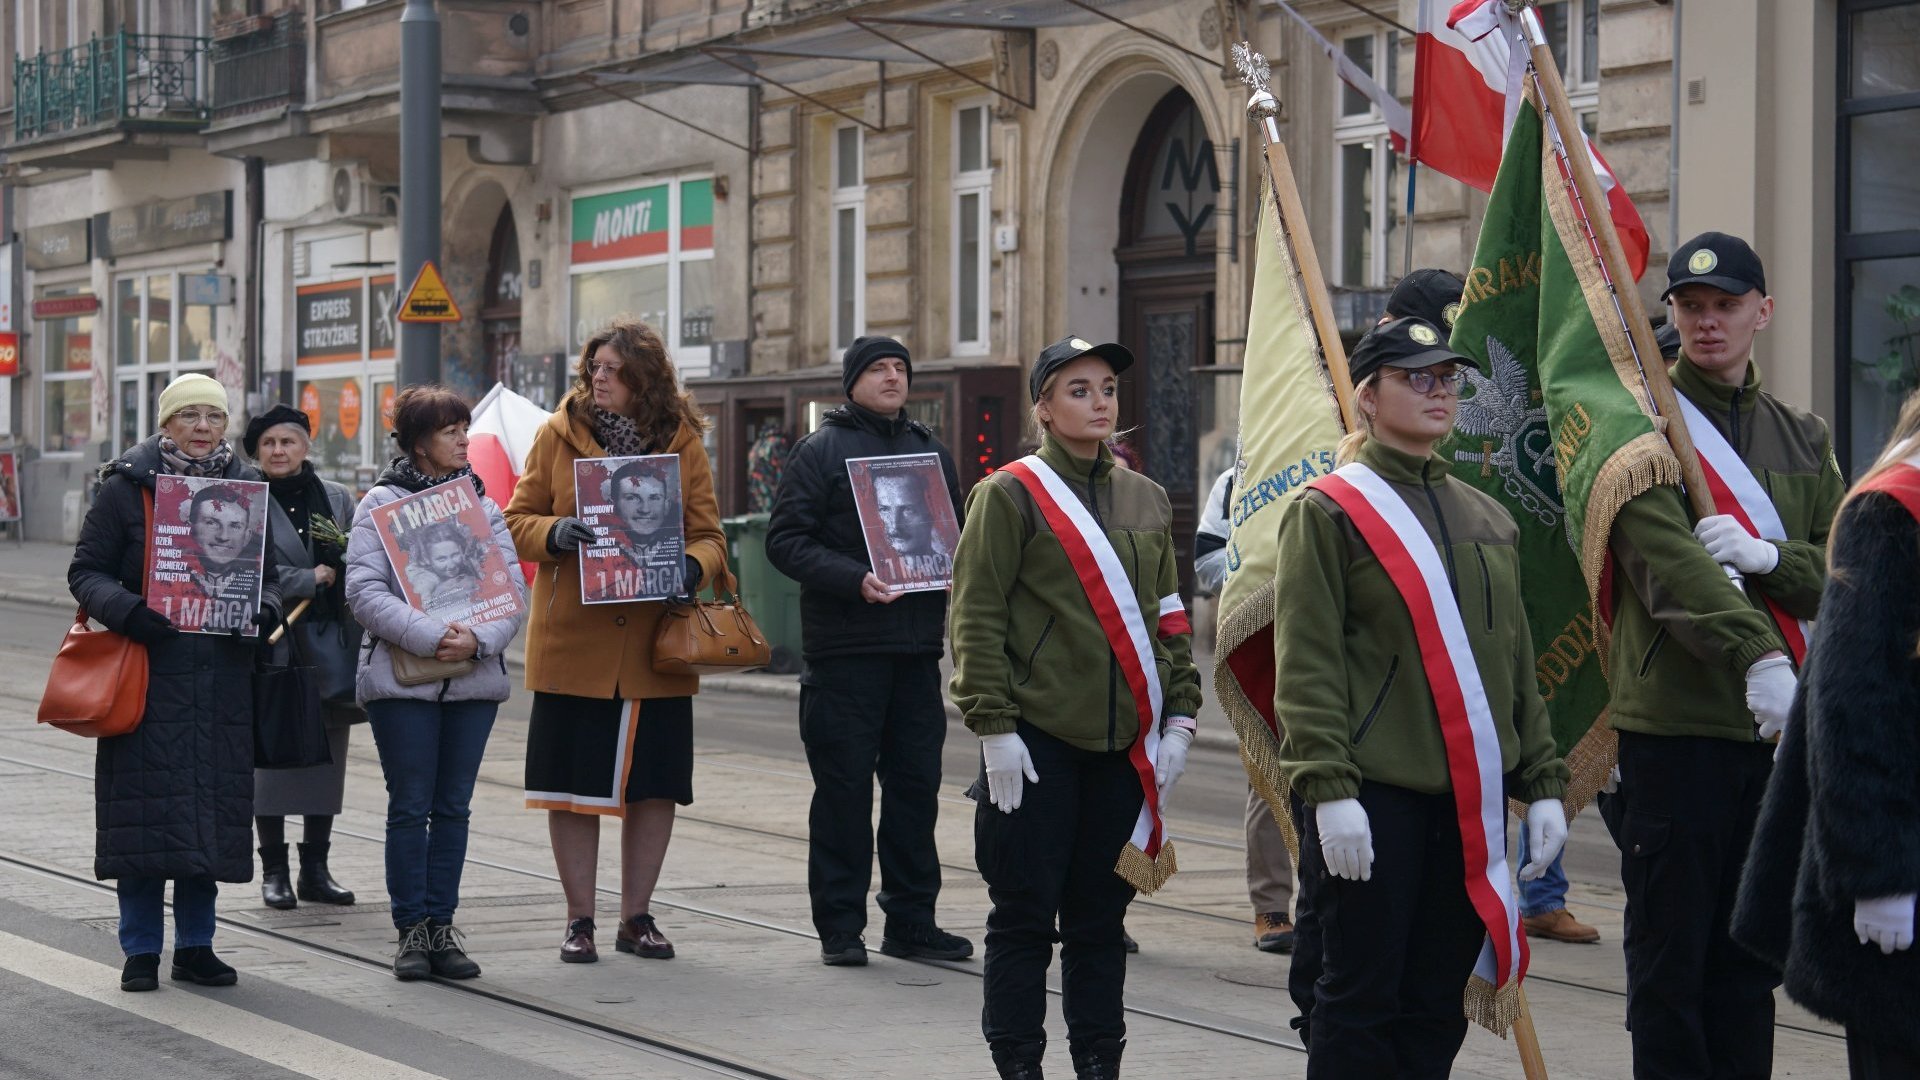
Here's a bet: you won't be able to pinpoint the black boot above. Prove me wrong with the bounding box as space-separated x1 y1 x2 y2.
258 844 296 910
170 945 237 987
991 1043 1046 1080
120 953 159 992
428 919 481 980
1069 1038 1123 1080
295 842 355 905
393 919 433 981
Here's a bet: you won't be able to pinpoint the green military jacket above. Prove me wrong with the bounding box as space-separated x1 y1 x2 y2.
949 434 1202 752
1606 358 1845 742
1272 439 1569 807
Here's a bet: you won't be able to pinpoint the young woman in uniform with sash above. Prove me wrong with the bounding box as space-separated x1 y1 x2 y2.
1272 317 1571 1078
949 336 1202 1080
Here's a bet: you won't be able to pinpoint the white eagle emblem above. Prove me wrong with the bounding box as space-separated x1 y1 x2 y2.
1451 334 1574 549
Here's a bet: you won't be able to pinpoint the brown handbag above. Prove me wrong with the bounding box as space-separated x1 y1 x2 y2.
652 567 772 675
38 492 154 738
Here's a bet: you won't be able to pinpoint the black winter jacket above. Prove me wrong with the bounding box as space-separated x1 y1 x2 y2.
1733 492 1920 1051
70 436 283 883
766 403 961 660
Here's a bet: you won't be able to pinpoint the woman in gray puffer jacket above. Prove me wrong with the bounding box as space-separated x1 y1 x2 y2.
345 386 526 982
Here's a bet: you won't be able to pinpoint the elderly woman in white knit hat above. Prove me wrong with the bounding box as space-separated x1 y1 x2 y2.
68 372 283 992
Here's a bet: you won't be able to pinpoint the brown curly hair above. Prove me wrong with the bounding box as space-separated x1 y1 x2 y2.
566 317 710 449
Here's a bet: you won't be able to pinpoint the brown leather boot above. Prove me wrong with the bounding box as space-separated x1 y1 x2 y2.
1522 908 1601 944
1253 911 1295 953
560 917 598 963
615 913 674 959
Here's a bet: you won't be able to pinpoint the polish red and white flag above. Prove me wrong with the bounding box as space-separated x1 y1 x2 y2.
1413 0 1650 280
468 382 550 582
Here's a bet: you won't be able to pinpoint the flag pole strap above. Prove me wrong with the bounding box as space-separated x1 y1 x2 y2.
1513 1 1715 521
1234 43 1358 431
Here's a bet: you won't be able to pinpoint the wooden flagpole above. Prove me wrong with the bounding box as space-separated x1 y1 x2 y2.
1236 44 1358 432
1513 0 1715 520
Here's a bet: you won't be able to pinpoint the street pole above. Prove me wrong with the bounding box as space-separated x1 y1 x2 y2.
399 0 442 389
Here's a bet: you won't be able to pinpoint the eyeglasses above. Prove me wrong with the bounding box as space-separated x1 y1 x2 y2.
171 409 229 427
588 361 622 379
1383 368 1468 395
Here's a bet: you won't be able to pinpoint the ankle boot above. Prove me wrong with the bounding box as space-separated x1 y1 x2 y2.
295 842 355 905
393 919 433 981
991 1043 1046 1080
1069 1038 1123 1080
259 844 296 910
170 945 237 986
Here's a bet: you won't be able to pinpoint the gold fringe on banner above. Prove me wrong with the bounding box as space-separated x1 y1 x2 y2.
1115 840 1178 895
1464 974 1524 1037
1212 579 1302 860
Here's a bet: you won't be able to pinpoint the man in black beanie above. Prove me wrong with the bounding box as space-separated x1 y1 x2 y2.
767 335 972 967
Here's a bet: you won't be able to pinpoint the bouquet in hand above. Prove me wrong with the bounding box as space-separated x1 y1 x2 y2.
309 514 350 568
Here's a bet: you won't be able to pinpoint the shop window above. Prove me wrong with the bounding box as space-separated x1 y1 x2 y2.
832 125 866 349
37 286 94 455
954 103 992 354
1839 0 1920 470
111 271 219 443
567 175 717 374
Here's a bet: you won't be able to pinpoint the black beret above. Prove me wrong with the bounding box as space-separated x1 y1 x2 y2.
243 403 311 458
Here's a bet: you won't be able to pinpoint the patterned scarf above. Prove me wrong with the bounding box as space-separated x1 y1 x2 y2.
157 436 236 477
593 407 646 457
388 456 486 499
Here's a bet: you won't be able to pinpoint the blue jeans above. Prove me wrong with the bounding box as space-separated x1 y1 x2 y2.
366 698 498 929
116 877 218 956
1515 823 1569 918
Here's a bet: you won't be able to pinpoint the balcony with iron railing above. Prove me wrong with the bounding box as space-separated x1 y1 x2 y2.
211 11 306 120
11 30 211 146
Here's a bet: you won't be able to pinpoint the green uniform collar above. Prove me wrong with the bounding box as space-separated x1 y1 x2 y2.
1672 354 1763 415
1356 437 1453 486
1037 432 1114 485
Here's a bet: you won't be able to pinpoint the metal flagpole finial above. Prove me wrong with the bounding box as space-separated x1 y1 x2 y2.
1233 42 1279 125
1503 0 1535 13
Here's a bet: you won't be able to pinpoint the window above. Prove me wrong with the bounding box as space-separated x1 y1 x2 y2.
1838 0 1920 471
1537 0 1600 132
831 125 866 349
112 271 221 449
567 175 718 375
291 258 397 485
1334 28 1401 287
37 285 94 455
953 103 992 354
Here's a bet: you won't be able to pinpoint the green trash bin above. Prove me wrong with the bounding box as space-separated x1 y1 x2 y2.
722 513 805 674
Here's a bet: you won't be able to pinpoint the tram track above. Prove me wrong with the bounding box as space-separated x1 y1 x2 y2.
0 748 1845 1048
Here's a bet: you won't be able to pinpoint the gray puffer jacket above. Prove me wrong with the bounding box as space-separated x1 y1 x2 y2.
345 468 527 704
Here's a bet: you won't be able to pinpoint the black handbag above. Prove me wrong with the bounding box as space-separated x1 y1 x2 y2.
254 617 329 770
297 615 362 708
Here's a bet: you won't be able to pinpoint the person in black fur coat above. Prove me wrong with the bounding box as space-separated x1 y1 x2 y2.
1734 411 1920 1079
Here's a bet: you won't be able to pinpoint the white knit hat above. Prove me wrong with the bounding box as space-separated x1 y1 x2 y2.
155 373 228 427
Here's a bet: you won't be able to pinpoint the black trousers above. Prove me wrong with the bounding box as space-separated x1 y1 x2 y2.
975 721 1143 1055
1298 781 1486 1080
1848 1027 1920 1080
1287 790 1324 1048
1615 730 1780 1080
799 654 946 938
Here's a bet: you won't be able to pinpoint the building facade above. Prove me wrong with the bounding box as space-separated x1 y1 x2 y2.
2 0 1915 561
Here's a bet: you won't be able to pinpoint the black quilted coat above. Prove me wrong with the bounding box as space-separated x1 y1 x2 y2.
69 435 282 883
1733 491 1920 1053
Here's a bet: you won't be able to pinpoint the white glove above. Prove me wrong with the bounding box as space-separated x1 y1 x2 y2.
1744 656 1797 740
981 732 1039 814
1520 798 1568 881
1693 514 1780 575
1316 798 1374 882
1155 724 1194 810
1602 764 1622 794
1854 895 1917 954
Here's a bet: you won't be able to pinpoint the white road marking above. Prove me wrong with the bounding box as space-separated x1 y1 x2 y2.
0 929 452 1080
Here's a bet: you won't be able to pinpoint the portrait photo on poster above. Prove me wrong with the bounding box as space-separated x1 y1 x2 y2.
369 476 523 626
573 454 686 604
147 475 269 635
847 453 960 593
0 451 20 522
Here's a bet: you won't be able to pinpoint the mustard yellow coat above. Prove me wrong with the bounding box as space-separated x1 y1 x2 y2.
504 395 727 700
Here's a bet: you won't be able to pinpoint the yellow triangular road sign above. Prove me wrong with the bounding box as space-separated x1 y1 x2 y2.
397 260 462 323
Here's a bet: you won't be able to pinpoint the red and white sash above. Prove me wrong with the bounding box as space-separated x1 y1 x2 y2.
1675 394 1811 664
1309 463 1527 1000
1001 455 1182 894
1860 455 1920 518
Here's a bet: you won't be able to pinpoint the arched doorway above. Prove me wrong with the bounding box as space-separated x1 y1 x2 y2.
1116 87 1217 586
480 206 524 400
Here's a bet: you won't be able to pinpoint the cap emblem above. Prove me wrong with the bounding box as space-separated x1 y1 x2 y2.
1689 249 1718 274
1069 337 1094 351
1409 323 1440 346
1441 302 1462 329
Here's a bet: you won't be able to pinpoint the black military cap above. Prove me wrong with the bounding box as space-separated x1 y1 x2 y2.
1653 321 1682 359
1348 317 1483 386
1662 232 1767 300
1385 268 1467 330
1030 335 1135 402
